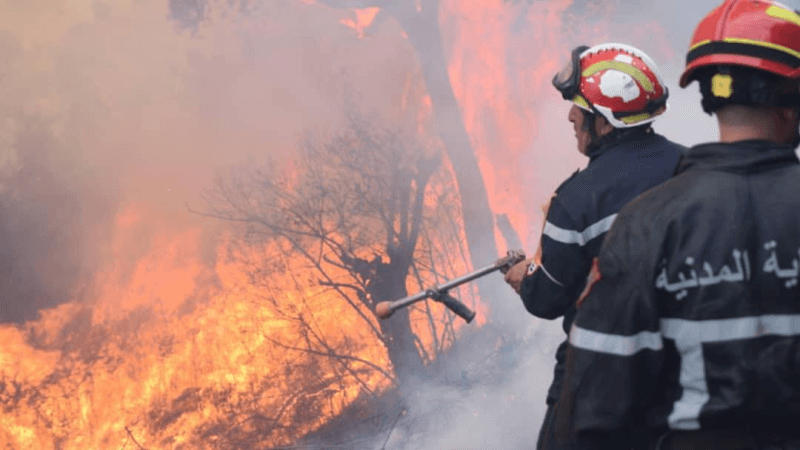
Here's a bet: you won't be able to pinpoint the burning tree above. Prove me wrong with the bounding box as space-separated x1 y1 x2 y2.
202 113 474 387
314 0 501 301
170 0 505 316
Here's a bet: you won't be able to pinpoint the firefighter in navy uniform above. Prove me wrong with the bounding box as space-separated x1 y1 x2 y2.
503 43 686 450
555 1 800 449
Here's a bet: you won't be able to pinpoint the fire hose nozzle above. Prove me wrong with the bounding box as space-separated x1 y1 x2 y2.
373 250 526 323
375 301 394 319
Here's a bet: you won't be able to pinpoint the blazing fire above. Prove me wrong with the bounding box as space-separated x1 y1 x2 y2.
0 0 677 448
0 202 397 448
1 178 475 448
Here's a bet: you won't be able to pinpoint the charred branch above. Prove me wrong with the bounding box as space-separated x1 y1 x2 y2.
264 334 394 385
123 426 147 450
380 408 405 450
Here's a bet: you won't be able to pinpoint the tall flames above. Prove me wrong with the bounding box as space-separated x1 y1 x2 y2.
442 0 615 246
1 202 398 448
0 0 675 448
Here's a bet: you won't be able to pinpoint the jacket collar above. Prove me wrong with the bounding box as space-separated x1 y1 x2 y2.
677 140 799 175
586 129 659 162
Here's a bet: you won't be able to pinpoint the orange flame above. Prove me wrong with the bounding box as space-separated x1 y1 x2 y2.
0 204 399 448
441 0 670 250
442 0 582 249
339 7 380 39
0 96 467 447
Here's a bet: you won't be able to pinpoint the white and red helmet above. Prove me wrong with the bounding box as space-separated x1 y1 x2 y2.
553 43 669 128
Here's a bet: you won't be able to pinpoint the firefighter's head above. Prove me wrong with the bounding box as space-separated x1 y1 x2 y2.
680 0 800 146
553 43 669 155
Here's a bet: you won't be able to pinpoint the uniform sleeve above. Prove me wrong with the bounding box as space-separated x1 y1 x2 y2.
554 213 665 449
519 197 591 319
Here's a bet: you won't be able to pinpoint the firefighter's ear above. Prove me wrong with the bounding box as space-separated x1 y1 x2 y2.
594 114 616 137
776 107 800 138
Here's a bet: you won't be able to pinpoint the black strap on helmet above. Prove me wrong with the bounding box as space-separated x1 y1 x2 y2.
697 65 800 114
581 108 652 156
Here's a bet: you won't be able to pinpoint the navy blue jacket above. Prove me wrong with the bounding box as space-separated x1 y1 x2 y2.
558 140 800 449
519 130 685 403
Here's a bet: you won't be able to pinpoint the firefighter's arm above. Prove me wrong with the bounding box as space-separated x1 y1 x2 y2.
555 217 664 449
515 197 589 319
504 196 550 293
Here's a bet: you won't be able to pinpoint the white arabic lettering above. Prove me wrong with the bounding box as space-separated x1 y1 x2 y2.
762 241 799 288
655 250 751 300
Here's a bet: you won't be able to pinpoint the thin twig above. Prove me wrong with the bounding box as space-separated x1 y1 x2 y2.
381 408 405 450
124 427 147 450
118 432 129 450
267 441 369 450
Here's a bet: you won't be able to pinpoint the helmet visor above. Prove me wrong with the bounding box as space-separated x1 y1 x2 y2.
552 45 589 100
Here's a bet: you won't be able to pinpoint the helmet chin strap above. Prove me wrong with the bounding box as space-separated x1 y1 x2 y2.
581 107 652 155
581 108 602 154
581 107 619 155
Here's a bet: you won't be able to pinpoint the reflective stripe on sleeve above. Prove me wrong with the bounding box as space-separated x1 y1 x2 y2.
543 213 618 246
569 325 663 356
660 314 800 342
526 262 566 287
539 263 565 287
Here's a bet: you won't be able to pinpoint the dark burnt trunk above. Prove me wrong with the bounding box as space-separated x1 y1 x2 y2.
369 278 423 384
393 3 504 316
361 257 423 385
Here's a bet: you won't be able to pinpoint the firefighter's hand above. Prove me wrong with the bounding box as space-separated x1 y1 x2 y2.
504 257 536 294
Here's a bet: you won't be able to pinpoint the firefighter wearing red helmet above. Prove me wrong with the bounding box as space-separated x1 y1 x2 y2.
503 43 685 450
555 1 800 449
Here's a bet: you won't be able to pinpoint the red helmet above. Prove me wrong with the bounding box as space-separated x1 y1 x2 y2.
553 43 669 128
680 0 800 87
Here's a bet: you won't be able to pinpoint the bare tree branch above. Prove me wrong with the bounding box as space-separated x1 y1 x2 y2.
124 427 147 450
196 112 473 444
264 334 394 386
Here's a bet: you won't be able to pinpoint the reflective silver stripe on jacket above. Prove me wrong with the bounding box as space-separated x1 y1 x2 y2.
539 263 565 287
661 315 800 430
570 315 800 430
570 325 662 356
543 213 617 246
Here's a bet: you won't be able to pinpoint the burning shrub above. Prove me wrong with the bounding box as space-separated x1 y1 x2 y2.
204 112 475 389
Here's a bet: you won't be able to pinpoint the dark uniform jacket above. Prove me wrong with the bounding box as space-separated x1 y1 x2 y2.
519 130 685 403
558 140 800 449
